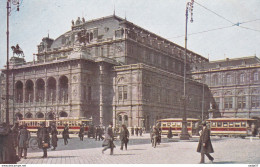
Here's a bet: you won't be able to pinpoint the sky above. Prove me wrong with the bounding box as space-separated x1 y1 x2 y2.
0 0 260 69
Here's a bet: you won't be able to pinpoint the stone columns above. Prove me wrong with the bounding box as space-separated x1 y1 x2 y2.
99 63 105 126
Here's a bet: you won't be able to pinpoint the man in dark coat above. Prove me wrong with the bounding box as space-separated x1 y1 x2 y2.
0 122 19 164
39 122 50 158
102 123 115 155
135 127 139 136
120 125 129 150
197 122 214 163
50 125 58 150
18 124 30 159
131 127 134 136
11 122 20 156
62 124 69 145
79 124 84 141
139 128 143 136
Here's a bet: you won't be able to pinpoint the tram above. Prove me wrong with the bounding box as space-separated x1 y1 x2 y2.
157 118 200 136
206 118 257 137
18 117 92 134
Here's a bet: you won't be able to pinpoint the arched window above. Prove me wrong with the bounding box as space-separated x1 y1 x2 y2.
36 79 45 102
25 80 34 103
15 113 23 120
36 112 44 118
59 76 68 102
25 112 33 118
15 81 23 103
212 75 218 85
47 112 55 120
59 111 68 117
47 77 56 102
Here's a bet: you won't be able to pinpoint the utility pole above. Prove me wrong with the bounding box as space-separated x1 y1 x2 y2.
5 0 20 125
180 0 194 140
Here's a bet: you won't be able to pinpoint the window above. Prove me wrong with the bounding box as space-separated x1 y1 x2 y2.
172 122 176 127
240 73 245 83
177 122 181 127
224 97 233 109
162 123 167 127
118 86 127 101
212 75 218 85
241 122 246 127
211 122 216 127
223 122 228 127
235 122 240 127
251 96 260 108
217 122 222 127
167 123 171 127
237 96 246 109
226 74 231 84
229 122 234 127
215 97 220 109
253 72 258 81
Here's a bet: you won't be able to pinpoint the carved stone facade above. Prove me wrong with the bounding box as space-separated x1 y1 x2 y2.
1 15 209 129
191 56 260 120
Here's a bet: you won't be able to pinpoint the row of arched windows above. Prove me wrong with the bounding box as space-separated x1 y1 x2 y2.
15 76 69 103
15 111 68 120
204 72 259 86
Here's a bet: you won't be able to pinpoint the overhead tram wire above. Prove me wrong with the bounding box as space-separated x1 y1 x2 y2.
168 25 235 39
194 1 260 33
194 1 235 25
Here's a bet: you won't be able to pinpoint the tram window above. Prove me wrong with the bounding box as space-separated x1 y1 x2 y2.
223 122 228 127
235 122 240 127
162 123 167 127
217 122 222 127
229 122 234 127
187 122 191 127
167 123 171 127
177 122 181 127
172 122 176 127
241 122 246 127
211 122 216 127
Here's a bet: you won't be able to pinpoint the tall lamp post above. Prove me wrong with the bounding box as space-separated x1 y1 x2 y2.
5 0 20 125
180 0 194 140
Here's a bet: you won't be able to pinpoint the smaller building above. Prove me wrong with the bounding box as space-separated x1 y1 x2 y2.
191 56 260 120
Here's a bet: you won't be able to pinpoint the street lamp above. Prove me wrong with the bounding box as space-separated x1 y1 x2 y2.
180 0 194 140
5 0 20 125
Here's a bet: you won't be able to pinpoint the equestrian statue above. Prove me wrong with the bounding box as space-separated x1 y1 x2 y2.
11 44 24 58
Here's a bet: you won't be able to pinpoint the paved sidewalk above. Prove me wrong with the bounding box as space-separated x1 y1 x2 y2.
18 134 260 164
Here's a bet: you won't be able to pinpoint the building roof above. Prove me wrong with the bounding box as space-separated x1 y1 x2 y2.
193 56 260 71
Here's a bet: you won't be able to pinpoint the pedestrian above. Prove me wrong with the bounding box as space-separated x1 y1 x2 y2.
95 126 99 141
18 124 30 159
102 122 115 155
251 123 257 137
131 127 134 136
197 121 214 164
97 126 104 141
0 122 19 164
79 124 84 141
11 122 20 156
151 126 159 148
62 124 69 145
120 125 129 150
135 127 139 136
139 128 143 136
51 125 58 150
167 127 173 139
39 122 50 158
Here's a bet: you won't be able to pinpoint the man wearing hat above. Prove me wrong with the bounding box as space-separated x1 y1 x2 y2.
39 122 50 158
18 124 30 159
197 121 214 163
102 122 115 155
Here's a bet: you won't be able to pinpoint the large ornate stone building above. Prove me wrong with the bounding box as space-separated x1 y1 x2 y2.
191 56 260 120
1 15 210 129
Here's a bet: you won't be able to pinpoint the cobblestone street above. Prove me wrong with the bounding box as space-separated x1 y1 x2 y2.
17 134 260 164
